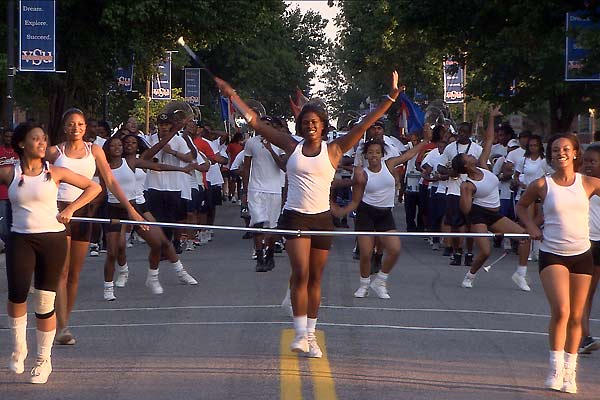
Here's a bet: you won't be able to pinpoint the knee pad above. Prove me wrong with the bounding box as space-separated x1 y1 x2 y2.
34 289 56 319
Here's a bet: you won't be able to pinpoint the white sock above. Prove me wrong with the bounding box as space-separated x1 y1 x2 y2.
148 268 159 278
564 352 578 372
307 318 317 336
36 329 56 360
377 271 389 281
549 350 564 370
9 314 27 353
516 266 527 276
118 263 129 273
171 260 184 273
466 272 476 279
104 281 114 288
293 315 308 336
360 277 370 287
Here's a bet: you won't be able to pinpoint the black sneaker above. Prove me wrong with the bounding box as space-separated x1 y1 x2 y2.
242 231 253 239
449 252 462 266
274 241 284 253
371 253 383 274
173 240 183 254
442 247 453 256
464 253 474 267
265 249 275 271
255 250 268 272
579 335 600 354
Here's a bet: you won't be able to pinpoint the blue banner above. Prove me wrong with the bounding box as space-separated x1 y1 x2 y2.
115 65 134 92
220 96 229 122
151 53 172 100
443 59 464 104
184 68 201 106
19 0 56 72
565 11 600 82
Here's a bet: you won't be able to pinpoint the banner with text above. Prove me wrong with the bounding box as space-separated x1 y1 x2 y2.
115 65 134 92
443 59 464 104
565 11 600 82
184 68 201 106
19 0 56 72
151 53 172 100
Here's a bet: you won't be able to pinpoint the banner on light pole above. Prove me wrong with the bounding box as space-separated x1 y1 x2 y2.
151 53 172 100
184 68 201 106
19 0 56 72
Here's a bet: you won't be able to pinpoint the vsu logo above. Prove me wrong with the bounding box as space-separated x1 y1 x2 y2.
21 49 53 66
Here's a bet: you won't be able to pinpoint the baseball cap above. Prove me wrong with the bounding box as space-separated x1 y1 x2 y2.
507 139 519 148
157 112 171 124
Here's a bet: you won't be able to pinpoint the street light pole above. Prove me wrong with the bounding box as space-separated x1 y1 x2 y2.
6 0 15 128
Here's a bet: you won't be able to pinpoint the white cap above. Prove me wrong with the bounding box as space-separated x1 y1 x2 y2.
507 139 519 148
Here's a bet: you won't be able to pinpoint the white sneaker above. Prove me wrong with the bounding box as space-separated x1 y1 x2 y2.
562 369 577 394
103 284 116 301
431 242 440 251
8 347 27 374
115 270 129 288
185 240 194 251
353 285 369 298
511 272 531 292
290 334 309 353
145 275 164 294
461 273 475 288
30 358 52 384
544 367 564 391
89 243 99 257
281 291 293 317
369 278 390 299
178 270 198 285
301 334 323 358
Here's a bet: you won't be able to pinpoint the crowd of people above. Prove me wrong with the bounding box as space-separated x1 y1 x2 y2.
1 71 600 393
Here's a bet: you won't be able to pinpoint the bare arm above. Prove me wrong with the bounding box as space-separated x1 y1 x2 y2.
141 132 176 160
459 181 475 215
133 158 192 173
331 169 366 217
515 177 545 240
263 140 287 172
50 166 102 223
478 105 502 169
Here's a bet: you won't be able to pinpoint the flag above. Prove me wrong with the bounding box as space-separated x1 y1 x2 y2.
398 93 425 133
290 88 309 119
220 96 230 122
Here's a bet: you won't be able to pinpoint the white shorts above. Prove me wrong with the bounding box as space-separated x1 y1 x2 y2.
248 191 282 228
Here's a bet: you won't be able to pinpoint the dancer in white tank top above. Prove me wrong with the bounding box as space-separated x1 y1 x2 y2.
580 145 600 354
45 108 147 346
332 133 430 299
517 134 600 394
2 123 100 384
216 71 400 358
101 136 198 301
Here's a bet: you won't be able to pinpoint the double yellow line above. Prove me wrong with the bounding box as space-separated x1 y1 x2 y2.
280 329 338 400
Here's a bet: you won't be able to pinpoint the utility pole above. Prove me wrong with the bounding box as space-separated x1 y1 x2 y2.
6 0 15 128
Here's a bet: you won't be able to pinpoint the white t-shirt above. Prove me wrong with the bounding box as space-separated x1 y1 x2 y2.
206 137 226 186
245 135 284 194
145 135 189 192
441 140 483 196
515 156 551 186
422 148 445 191
505 147 526 165
230 149 245 171
492 155 512 200
405 154 420 192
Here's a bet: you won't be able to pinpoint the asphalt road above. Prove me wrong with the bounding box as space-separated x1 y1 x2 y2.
1 201 599 399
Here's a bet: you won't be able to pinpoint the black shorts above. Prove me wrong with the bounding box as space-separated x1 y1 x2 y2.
211 184 223 206
185 188 200 213
444 194 467 228
467 204 504 226
58 201 92 242
198 186 209 213
105 203 129 233
146 189 183 222
591 240 600 266
538 249 594 275
277 209 335 250
355 201 396 232
134 201 150 215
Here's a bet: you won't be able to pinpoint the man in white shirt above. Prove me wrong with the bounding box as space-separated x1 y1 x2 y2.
438 122 482 266
244 116 286 272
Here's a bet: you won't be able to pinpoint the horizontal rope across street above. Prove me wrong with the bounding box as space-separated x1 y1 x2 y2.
70 216 531 239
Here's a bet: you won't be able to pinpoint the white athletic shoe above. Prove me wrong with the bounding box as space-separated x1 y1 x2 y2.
115 270 129 288
544 367 564 391
185 240 195 251
461 273 475 288
511 272 531 292
290 334 309 353
353 285 369 298
89 243 99 257
30 358 52 384
145 275 164 295
369 278 390 299
562 369 577 394
301 334 323 358
103 284 116 301
177 270 198 285
8 347 27 374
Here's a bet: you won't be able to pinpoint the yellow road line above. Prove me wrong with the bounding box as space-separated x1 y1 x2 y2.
280 329 302 400
309 330 338 400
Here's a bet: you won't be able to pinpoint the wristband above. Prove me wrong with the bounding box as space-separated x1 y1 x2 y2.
386 94 396 103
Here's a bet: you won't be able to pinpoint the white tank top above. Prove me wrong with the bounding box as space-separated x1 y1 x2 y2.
284 140 336 214
9 163 65 234
362 161 396 208
108 159 136 203
54 142 96 202
589 194 600 241
540 173 590 255
466 168 500 209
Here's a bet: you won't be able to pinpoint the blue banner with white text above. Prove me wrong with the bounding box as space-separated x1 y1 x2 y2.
184 68 201 106
443 59 464 104
116 65 134 91
152 53 172 100
19 0 56 72
565 11 600 82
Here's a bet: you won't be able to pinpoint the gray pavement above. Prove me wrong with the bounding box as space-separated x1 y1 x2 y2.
1 201 600 399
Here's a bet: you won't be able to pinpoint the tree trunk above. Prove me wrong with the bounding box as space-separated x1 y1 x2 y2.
549 94 576 134
48 80 66 144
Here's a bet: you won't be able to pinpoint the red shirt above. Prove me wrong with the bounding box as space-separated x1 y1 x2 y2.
0 146 18 200
227 142 243 166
